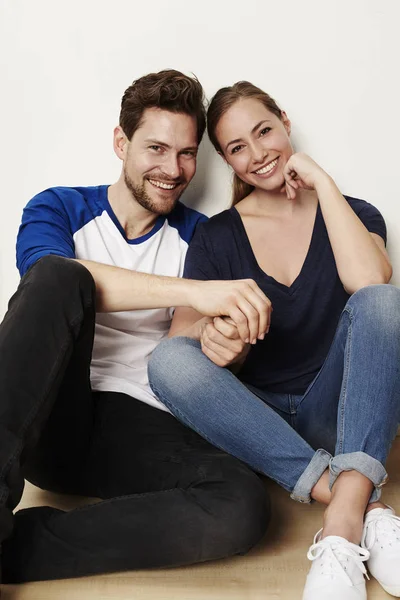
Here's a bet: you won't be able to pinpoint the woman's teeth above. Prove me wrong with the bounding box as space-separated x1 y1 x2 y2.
255 158 278 175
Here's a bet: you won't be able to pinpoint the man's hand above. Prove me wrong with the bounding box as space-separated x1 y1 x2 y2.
200 316 252 368
189 279 272 344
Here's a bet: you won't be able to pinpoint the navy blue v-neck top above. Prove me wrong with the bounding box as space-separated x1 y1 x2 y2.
183 196 387 395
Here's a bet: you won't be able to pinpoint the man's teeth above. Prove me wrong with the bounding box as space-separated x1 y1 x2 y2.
149 179 177 190
255 158 278 175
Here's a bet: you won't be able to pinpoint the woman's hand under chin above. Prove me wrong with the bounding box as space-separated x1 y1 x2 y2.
282 153 331 200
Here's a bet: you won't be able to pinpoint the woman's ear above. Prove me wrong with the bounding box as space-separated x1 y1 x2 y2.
281 111 292 136
217 150 228 164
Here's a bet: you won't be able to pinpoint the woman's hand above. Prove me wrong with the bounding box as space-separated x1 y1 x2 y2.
282 153 331 199
200 316 252 368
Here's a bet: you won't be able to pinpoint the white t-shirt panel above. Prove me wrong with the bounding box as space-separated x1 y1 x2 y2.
16 185 207 411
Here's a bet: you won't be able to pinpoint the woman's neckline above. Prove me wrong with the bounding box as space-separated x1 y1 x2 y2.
230 201 321 294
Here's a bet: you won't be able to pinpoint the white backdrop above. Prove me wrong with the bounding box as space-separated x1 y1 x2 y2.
1 0 399 317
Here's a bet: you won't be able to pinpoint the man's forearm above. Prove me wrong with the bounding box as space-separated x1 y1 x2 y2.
75 259 271 345
76 259 197 312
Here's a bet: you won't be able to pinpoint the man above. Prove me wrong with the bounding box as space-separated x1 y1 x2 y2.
0 70 270 584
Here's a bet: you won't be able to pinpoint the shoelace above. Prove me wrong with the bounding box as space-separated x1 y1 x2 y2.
307 530 370 587
362 508 400 551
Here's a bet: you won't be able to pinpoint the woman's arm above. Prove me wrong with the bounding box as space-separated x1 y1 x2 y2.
168 306 209 339
284 154 392 295
314 177 392 294
169 307 252 370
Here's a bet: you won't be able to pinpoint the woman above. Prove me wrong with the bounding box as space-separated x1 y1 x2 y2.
148 81 400 600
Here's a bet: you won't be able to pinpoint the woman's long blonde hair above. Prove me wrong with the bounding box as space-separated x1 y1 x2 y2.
207 81 283 206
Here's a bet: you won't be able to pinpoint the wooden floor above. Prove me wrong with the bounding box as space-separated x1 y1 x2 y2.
3 441 400 600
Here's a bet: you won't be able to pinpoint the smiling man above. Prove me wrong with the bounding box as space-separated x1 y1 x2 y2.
0 70 270 585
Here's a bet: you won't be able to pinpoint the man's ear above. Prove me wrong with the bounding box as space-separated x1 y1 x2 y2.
113 126 128 160
281 111 291 136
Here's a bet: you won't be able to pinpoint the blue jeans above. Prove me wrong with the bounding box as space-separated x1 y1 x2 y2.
149 285 400 503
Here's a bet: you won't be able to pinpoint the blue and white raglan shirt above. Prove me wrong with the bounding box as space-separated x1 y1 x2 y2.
16 185 207 411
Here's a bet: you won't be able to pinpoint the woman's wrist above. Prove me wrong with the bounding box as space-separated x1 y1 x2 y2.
314 172 337 195
169 316 210 341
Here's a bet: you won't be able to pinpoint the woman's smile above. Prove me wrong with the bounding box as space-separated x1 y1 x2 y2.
252 156 280 178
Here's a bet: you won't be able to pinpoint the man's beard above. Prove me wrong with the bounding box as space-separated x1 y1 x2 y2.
124 168 184 216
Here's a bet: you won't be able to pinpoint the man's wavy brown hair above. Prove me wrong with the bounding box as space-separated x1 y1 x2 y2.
119 69 206 144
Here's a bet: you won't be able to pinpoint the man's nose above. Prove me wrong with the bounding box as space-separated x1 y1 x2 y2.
163 153 181 179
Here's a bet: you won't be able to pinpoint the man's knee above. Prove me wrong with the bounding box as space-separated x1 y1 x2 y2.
192 459 270 559
218 465 270 554
22 255 95 302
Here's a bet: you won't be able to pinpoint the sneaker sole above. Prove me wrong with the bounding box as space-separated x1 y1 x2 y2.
379 582 400 597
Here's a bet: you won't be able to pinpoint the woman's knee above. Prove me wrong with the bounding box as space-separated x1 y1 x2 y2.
149 336 205 397
346 284 400 329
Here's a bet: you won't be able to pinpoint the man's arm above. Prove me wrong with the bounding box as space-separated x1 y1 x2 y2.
76 259 270 344
17 190 270 343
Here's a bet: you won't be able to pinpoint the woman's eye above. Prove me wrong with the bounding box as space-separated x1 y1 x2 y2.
260 127 271 136
231 145 242 154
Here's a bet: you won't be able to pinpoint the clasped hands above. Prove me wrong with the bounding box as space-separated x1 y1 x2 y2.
200 316 255 368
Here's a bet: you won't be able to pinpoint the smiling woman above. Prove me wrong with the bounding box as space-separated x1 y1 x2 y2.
148 80 400 600
207 81 288 206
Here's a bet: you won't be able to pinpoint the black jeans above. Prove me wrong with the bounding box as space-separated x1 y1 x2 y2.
0 255 270 583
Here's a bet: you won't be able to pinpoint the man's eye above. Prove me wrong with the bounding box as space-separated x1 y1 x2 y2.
260 127 271 136
182 150 197 157
149 145 162 151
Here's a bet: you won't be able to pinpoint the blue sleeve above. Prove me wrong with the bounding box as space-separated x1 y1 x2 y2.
346 196 387 245
183 223 221 281
16 189 76 277
165 201 208 245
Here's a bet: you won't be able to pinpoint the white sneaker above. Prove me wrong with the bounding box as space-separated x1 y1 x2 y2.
303 529 370 600
362 506 400 596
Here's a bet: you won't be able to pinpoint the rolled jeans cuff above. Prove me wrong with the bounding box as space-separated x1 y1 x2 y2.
290 449 332 504
329 452 389 503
